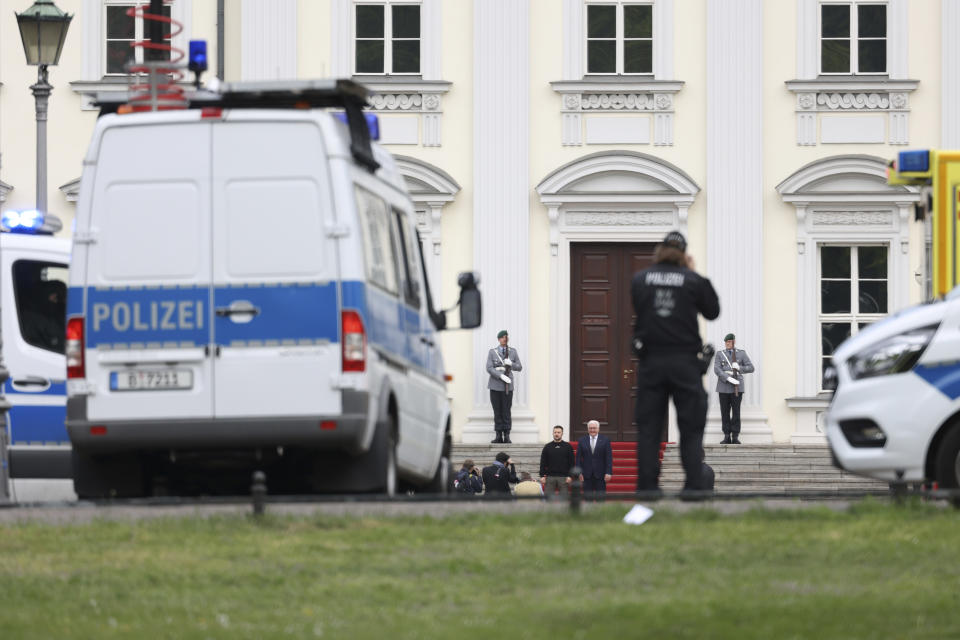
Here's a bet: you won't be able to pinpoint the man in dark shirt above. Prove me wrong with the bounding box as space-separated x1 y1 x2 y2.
631 231 720 497
482 452 517 496
539 425 575 498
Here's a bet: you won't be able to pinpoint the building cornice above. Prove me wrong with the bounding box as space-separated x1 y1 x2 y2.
785 78 920 93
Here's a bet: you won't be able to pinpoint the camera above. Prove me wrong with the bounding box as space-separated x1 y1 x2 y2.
696 343 715 375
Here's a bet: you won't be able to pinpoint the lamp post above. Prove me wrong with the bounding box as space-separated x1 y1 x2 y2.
0 1 72 501
16 0 72 217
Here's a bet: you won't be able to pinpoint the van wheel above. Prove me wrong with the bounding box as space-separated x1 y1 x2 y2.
384 431 398 497
933 425 960 508
425 455 452 495
72 449 146 500
368 416 398 497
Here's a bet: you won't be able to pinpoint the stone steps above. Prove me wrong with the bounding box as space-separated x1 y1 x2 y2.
451 443 889 493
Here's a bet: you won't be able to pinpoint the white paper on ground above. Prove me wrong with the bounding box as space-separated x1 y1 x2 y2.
623 504 654 526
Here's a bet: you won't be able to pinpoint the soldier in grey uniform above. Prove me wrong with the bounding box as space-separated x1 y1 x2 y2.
714 332 754 444
487 329 523 443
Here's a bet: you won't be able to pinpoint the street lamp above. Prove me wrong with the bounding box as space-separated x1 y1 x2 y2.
15 0 72 217
0 1 72 501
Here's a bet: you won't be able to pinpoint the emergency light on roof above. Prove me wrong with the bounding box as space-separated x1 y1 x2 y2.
334 112 380 141
898 150 930 173
1 209 62 235
188 40 208 73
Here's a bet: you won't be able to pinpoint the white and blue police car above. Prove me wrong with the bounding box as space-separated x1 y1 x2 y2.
65 79 480 498
0 210 71 500
825 286 960 498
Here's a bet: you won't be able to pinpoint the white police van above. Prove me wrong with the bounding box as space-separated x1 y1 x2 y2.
825 287 960 497
0 211 72 499
66 79 480 498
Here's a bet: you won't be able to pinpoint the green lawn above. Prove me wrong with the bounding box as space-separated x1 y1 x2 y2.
1 500 958 639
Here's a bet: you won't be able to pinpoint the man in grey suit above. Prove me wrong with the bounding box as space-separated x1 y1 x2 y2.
487 329 523 443
714 333 754 444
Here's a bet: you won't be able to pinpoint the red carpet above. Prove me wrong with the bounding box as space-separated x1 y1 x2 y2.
571 441 665 493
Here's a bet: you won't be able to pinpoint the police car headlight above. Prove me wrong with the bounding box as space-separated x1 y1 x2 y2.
848 324 939 380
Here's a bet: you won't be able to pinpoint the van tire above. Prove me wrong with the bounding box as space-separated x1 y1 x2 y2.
933 424 960 508
425 455 452 495
72 448 145 499
373 419 398 497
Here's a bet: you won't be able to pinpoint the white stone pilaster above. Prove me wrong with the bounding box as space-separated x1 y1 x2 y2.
944 0 960 147
241 0 297 80
706 0 771 442
653 0 674 80
562 0 584 80
462 0 534 444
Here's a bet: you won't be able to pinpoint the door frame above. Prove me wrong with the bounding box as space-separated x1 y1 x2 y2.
552 222 685 438
568 242 655 441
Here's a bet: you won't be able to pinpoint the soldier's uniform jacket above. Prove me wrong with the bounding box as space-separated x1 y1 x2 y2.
486 345 522 391
714 348 755 393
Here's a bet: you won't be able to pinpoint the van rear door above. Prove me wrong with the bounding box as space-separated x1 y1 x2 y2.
83 121 214 422
210 118 341 419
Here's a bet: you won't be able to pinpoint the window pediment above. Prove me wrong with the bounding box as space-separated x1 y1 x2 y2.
777 154 915 202
565 171 671 194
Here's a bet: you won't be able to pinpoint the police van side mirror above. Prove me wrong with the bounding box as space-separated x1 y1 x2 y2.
457 271 482 329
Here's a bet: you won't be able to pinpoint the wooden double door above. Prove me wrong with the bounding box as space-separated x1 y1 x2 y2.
570 242 655 442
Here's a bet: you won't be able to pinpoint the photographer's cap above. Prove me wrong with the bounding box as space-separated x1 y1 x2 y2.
497 329 508 339
662 231 687 252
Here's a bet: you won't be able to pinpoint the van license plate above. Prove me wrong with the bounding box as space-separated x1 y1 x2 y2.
110 370 193 391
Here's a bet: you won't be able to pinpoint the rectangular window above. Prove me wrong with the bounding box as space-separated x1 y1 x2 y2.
355 2 421 75
586 2 652 75
820 2 886 75
819 244 889 388
392 208 422 309
355 187 400 295
104 1 172 75
14 260 69 355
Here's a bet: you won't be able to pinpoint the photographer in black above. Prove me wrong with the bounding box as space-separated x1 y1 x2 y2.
631 232 719 497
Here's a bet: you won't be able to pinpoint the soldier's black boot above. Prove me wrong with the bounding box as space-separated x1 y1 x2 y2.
503 431 512 444
721 434 732 444
491 431 502 444
731 434 741 444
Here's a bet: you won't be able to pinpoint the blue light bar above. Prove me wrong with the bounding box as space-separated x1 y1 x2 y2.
188 40 208 73
2 209 45 234
333 112 380 141
898 150 930 173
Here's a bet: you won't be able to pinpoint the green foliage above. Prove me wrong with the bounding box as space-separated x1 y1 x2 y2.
1 504 958 638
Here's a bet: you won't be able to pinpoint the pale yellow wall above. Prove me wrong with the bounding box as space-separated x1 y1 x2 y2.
430 0 474 438
762 0 801 441
526 0 711 440
758 0 943 441
299 0 331 78
1 0 86 236
0 0 950 443
0 0 222 237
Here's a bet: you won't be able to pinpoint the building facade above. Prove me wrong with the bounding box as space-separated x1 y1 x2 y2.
0 0 952 445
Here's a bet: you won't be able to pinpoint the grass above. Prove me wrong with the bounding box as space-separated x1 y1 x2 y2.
1 500 959 639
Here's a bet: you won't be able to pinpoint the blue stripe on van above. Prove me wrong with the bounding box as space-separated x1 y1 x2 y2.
914 362 960 400
67 286 83 317
214 282 338 345
4 380 67 396
9 405 68 444
85 285 208 348
78 280 438 375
